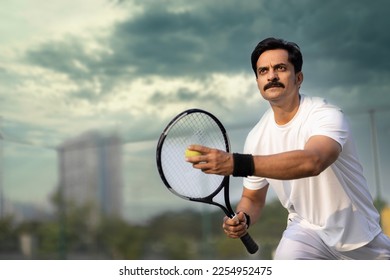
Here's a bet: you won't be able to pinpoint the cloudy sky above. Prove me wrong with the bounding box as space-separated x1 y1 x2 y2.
1 0 389 222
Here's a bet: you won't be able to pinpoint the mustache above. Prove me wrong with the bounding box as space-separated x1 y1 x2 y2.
264 81 285 91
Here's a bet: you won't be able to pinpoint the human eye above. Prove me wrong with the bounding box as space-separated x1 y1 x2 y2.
275 64 287 71
258 67 268 75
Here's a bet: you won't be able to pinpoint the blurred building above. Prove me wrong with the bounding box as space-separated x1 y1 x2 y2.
58 131 123 224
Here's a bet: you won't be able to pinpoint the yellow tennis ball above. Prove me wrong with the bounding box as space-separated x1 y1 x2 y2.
185 149 201 157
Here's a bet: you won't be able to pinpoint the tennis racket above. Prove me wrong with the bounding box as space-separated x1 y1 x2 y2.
156 108 259 254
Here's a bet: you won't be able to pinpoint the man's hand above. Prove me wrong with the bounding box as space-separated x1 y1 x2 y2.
222 212 248 239
185 145 234 176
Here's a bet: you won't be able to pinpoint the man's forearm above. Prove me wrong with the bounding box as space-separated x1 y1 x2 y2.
236 186 268 226
252 150 320 180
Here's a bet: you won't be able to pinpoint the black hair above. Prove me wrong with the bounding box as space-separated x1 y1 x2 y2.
251 37 303 76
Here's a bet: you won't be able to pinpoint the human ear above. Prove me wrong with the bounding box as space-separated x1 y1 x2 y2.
296 71 304 87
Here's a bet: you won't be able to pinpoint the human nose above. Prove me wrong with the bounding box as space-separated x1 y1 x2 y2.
267 69 278 81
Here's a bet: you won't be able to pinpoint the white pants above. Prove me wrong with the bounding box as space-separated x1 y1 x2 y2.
274 218 390 260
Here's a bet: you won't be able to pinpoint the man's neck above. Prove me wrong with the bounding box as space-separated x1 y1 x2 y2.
271 94 301 125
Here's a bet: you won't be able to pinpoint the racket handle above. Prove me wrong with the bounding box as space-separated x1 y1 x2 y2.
240 232 259 254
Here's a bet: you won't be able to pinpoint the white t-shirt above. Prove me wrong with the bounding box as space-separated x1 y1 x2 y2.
243 94 381 251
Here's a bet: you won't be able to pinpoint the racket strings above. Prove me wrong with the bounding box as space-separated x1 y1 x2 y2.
160 112 227 199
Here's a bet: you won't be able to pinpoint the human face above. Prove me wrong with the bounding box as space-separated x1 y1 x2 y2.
255 49 303 105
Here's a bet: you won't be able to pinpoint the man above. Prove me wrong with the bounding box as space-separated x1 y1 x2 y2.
186 37 390 259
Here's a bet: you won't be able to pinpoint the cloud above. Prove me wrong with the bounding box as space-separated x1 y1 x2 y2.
2 0 387 149
21 0 390 88
23 0 264 82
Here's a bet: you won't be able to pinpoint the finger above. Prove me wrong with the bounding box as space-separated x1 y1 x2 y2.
235 212 246 223
222 215 248 239
222 222 239 238
223 215 240 226
222 216 232 229
187 145 211 154
223 216 247 229
223 226 247 239
186 155 210 167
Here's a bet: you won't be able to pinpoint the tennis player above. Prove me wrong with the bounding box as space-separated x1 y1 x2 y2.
187 37 390 259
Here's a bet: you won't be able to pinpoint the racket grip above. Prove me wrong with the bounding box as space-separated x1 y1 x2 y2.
240 232 259 254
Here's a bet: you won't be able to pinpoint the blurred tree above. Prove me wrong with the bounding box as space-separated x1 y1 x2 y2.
36 221 61 258
142 200 287 260
0 216 18 253
145 210 203 259
4 194 286 260
97 217 147 259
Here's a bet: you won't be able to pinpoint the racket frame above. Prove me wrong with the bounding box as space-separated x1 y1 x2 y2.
156 108 234 217
156 108 258 254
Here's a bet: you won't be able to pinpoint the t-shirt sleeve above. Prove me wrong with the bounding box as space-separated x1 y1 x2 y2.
243 175 269 190
309 104 349 149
